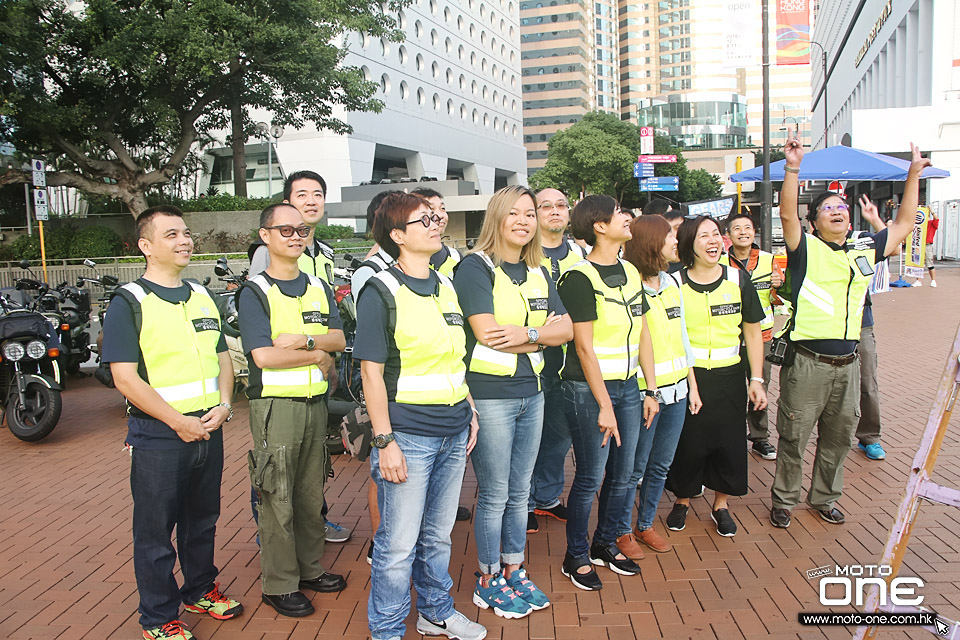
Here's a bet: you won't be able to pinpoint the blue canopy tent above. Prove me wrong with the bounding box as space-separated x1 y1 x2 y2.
728 145 950 182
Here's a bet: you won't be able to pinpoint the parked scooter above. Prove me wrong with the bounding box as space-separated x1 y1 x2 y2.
0 281 64 441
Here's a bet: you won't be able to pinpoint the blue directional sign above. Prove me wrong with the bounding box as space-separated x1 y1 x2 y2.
639 176 679 191
633 162 655 178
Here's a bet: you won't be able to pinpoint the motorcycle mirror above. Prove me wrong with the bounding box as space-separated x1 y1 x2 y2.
19 259 30 269
202 276 211 286
102 275 119 287
214 264 228 276
83 259 96 268
216 256 228 266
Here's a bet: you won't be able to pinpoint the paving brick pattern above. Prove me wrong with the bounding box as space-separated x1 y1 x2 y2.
1 273 959 640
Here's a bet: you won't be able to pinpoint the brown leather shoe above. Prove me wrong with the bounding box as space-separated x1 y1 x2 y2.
615 533 645 561
634 527 672 553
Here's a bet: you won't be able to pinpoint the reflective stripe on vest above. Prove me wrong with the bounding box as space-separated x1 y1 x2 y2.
468 252 550 377
373 270 470 405
248 273 330 398
638 276 688 389
560 259 645 381
432 246 461 278
721 251 775 330
789 233 875 342
122 281 222 413
681 266 743 369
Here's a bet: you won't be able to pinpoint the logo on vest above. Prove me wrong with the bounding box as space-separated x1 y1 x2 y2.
192 318 220 332
301 311 329 325
754 281 771 290
443 312 464 327
665 306 681 320
711 303 742 316
630 303 644 317
529 297 549 312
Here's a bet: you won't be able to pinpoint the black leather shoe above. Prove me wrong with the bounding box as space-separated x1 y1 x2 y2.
817 508 845 525
261 591 314 617
456 506 471 521
770 507 791 529
299 572 347 593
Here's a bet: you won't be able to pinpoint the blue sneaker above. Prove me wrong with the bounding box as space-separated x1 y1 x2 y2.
503 567 550 610
859 442 886 460
472 572 532 619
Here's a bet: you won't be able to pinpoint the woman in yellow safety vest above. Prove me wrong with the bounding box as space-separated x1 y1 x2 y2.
619 214 702 556
453 185 572 618
354 192 485 640
664 215 768 538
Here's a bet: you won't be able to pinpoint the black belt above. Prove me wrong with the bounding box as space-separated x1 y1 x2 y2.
795 343 857 367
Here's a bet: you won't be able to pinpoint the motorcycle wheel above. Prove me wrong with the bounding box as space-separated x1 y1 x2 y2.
7 383 63 442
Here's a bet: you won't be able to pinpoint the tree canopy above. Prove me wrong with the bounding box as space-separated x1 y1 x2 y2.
529 111 723 207
0 0 406 215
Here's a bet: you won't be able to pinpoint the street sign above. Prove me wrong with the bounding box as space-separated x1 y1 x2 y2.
33 188 49 220
638 155 677 163
31 158 46 188
640 126 654 155
639 176 679 192
633 162 655 178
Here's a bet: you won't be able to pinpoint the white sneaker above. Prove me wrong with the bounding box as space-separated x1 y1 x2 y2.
417 611 487 640
930 280 937 288
912 280 923 287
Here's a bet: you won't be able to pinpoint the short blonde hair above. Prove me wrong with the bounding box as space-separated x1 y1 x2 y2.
470 186 544 268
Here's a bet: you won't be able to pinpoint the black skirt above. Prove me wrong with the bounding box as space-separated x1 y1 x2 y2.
666 365 748 497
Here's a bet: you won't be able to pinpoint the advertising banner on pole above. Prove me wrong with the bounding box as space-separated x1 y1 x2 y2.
904 207 929 279
776 0 811 65
723 0 758 68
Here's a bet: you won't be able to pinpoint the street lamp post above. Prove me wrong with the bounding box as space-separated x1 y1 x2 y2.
810 40 829 148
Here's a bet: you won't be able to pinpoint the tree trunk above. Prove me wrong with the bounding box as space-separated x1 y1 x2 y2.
230 58 247 198
124 191 150 217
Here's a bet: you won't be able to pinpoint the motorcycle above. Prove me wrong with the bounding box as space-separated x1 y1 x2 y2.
0 281 64 441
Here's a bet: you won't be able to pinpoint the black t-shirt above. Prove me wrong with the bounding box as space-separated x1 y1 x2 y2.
101 278 227 449
787 230 887 355
353 268 472 437
237 272 342 397
556 261 649 382
453 254 565 398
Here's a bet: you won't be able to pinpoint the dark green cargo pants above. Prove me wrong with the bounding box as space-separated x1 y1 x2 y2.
248 397 329 595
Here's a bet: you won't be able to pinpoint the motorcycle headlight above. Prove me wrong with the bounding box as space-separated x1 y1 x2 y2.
2 341 25 362
26 340 47 360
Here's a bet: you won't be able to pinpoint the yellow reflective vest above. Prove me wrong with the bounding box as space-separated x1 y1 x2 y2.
245 273 331 398
467 252 550 377
117 280 222 414
368 269 470 405
431 246 461 278
680 266 744 369
298 240 336 284
638 275 688 389
720 250 775 331
542 239 585 281
560 259 645 380
789 232 876 342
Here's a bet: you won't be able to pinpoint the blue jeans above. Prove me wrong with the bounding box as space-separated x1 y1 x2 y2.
563 379 642 558
618 398 687 534
368 428 468 640
472 393 544 574
130 430 223 629
529 375 571 511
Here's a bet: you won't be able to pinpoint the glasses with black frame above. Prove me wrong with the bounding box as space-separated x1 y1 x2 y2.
262 224 311 237
406 213 442 228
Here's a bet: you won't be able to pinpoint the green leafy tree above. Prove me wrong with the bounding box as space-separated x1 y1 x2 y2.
0 0 405 216
679 169 723 202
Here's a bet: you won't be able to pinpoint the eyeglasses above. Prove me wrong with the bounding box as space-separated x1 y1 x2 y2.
406 213 442 228
819 204 849 213
538 202 569 212
262 225 310 237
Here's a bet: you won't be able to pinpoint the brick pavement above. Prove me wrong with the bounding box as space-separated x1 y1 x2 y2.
1 272 959 640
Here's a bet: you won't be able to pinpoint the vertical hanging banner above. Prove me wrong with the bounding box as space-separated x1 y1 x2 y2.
904 207 930 279
722 0 758 68
776 0 811 65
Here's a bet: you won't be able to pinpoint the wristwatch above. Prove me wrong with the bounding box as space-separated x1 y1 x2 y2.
305 336 316 351
527 327 539 344
644 389 660 401
372 433 396 449
218 402 234 422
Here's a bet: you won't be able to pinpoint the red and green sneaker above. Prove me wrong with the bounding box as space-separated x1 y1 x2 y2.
143 620 193 640
183 582 243 620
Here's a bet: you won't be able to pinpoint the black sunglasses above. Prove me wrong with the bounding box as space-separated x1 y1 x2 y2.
406 213 442 228
262 224 310 238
